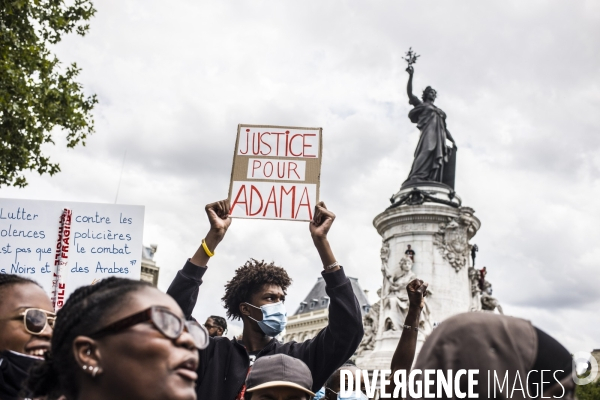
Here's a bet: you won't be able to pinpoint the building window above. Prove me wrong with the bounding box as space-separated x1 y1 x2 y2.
299 301 307 312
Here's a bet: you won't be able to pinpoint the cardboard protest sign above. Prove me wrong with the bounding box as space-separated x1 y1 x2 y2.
0 198 144 308
228 124 323 221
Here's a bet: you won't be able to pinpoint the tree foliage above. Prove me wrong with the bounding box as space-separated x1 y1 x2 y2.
0 0 97 187
576 377 600 400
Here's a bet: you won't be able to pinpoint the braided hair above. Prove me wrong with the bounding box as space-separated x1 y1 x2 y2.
0 274 40 301
26 277 151 399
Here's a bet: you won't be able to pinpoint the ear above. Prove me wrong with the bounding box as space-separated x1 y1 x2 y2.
73 336 103 377
239 302 252 318
217 327 224 335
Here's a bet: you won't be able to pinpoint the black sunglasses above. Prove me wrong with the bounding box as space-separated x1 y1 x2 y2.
91 306 209 349
4 308 56 335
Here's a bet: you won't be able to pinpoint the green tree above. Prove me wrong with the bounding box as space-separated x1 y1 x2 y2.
576 377 600 400
1 0 97 187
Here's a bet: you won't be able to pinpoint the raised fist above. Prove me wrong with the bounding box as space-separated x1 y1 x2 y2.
406 279 428 308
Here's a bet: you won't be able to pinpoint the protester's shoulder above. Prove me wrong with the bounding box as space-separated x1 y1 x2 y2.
213 336 235 345
201 335 235 352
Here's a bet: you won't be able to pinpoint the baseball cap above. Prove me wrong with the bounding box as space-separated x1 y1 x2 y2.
245 354 316 397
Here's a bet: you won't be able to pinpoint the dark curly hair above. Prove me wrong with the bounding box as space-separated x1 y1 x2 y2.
222 259 292 321
25 277 151 399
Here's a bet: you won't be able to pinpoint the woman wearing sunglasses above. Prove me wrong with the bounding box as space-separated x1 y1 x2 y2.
0 273 54 399
26 277 209 400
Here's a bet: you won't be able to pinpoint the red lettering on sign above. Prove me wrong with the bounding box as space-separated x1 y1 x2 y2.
263 187 278 217
289 134 303 156
303 133 316 157
238 129 318 157
239 129 250 154
279 186 296 219
285 131 290 156
231 185 249 215
288 162 300 179
252 132 261 155
260 132 272 155
249 185 263 216
251 160 261 177
295 187 313 220
277 161 286 178
272 132 284 156
230 183 314 220
263 161 273 177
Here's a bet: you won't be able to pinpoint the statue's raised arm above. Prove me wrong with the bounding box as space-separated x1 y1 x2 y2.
406 66 421 107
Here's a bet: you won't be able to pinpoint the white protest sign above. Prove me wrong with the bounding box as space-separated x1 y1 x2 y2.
228 124 323 221
0 198 144 306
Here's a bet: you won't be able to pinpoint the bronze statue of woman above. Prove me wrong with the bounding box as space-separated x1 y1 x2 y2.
403 65 458 189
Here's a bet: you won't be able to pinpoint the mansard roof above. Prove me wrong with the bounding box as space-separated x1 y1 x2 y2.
293 276 370 316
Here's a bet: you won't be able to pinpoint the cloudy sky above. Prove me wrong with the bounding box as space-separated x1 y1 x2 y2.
3 1 599 352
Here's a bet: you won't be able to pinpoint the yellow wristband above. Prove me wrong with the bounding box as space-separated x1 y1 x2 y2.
201 239 214 257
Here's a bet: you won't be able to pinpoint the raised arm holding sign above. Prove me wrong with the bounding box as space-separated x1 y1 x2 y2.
166 199 363 400
189 200 232 268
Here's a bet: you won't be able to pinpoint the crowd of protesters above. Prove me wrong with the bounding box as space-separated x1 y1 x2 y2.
0 199 576 399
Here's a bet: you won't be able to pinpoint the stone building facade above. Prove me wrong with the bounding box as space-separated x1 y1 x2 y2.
140 244 160 287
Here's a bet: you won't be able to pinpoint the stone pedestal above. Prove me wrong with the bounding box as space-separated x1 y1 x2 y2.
356 185 481 370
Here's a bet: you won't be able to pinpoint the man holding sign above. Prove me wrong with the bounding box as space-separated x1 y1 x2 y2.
167 199 363 400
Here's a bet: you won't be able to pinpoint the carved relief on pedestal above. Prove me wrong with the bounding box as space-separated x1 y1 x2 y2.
400 223 428 232
379 252 433 337
380 240 390 266
468 266 482 311
356 300 379 356
433 207 479 272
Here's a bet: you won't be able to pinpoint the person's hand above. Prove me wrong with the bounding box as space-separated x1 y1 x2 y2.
406 65 414 75
205 199 232 240
190 200 232 267
309 201 335 241
407 279 428 308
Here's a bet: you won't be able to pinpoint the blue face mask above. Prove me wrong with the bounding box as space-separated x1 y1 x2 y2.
247 301 287 336
313 387 326 400
338 391 369 400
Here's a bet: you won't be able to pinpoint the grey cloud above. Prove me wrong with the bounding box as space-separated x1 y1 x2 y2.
5 0 598 352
